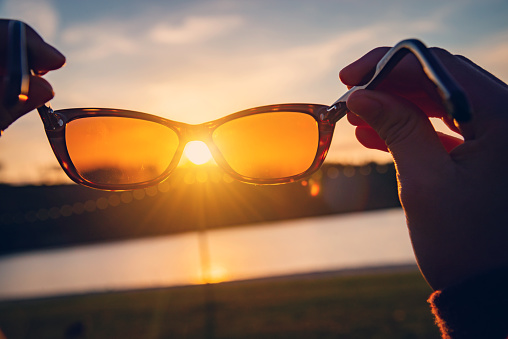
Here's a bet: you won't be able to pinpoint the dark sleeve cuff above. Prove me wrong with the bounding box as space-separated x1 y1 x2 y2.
428 268 508 339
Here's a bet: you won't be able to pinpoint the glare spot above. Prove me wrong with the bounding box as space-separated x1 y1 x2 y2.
73 202 85 214
311 169 323 180
60 205 73 217
49 207 60 219
184 172 196 185
25 211 37 223
37 208 49 221
196 170 208 183
121 192 133 204
359 165 372 176
206 265 229 284
158 181 170 192
108 195 121 207
222 174 233 183
310 181 320 197
145 185 158 197
210 171 222 183
343 166 355 178
133 189 145 200
326 167 339 179
184 141 212 165
84 200 96 212
96 197 109 210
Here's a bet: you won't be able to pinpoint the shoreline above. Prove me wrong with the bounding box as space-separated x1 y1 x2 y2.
0 262 419 304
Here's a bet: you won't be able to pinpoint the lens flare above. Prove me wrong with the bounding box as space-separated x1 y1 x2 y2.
184 141 212 165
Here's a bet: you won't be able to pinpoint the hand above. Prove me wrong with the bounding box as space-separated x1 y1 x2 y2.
0 19 65 132
340 45 508 291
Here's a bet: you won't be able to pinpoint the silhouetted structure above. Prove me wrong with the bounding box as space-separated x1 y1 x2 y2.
0 163 399 255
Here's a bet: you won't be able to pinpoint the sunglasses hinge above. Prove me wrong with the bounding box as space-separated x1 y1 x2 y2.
321 103 347 124
38 105 64 131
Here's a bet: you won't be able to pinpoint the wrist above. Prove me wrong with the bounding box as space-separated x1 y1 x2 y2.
428 267 508 339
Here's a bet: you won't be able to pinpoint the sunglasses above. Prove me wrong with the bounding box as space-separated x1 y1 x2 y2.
5 21 471 191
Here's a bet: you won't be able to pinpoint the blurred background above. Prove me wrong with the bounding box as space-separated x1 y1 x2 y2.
0 0 507 338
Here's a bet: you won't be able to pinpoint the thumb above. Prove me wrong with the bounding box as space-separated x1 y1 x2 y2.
347 89 450 173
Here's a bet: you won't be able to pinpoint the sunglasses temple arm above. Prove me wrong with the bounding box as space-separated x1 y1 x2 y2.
330 39 472 123
4 20 30 109
3 20 62 132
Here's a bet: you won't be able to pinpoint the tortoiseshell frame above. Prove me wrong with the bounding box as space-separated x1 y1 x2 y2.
38 103 344 190
33 38 471 191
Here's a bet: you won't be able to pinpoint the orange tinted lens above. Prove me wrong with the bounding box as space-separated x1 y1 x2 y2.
212 112 319 179
66 117 179 185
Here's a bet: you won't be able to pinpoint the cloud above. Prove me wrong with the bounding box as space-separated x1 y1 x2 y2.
59 14 243 62
61 21 137 61
52 9 462 121
460 31 508 83
484 43 508 79
0 0 59 40
138 27 383 123
400 3 455 34
147 15 243 44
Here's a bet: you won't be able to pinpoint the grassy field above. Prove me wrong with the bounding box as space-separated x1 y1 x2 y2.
0 269 441 339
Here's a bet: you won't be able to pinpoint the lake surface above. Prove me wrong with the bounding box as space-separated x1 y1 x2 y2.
0 208 415 300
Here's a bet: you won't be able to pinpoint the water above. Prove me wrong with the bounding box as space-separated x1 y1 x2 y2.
0 208 415 300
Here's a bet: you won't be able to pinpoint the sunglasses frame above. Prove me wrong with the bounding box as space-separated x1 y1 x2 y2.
5 19 472 190
38 103 340 190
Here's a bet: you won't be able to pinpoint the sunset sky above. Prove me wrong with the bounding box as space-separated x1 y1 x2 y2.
1 0 507 184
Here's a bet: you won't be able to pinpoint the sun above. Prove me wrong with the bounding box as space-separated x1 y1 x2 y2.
204 265 229 284
184 141 213 165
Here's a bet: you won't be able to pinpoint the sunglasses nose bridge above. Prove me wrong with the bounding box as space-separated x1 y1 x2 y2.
183 123 214 144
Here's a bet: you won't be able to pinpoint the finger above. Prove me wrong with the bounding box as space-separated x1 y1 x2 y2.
343 47 449 108
347 89 450 171
354 122 464 154
1 76 54 130
0 20 65 74
339 47 389 87
25 24 66 74
427 49 507 139
340 45 508 139
436 132 463 152
340 47 449 124
455 54 508 88
18 75 54 114
347 111 368 127
407 48 507 137
355 126 388 152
